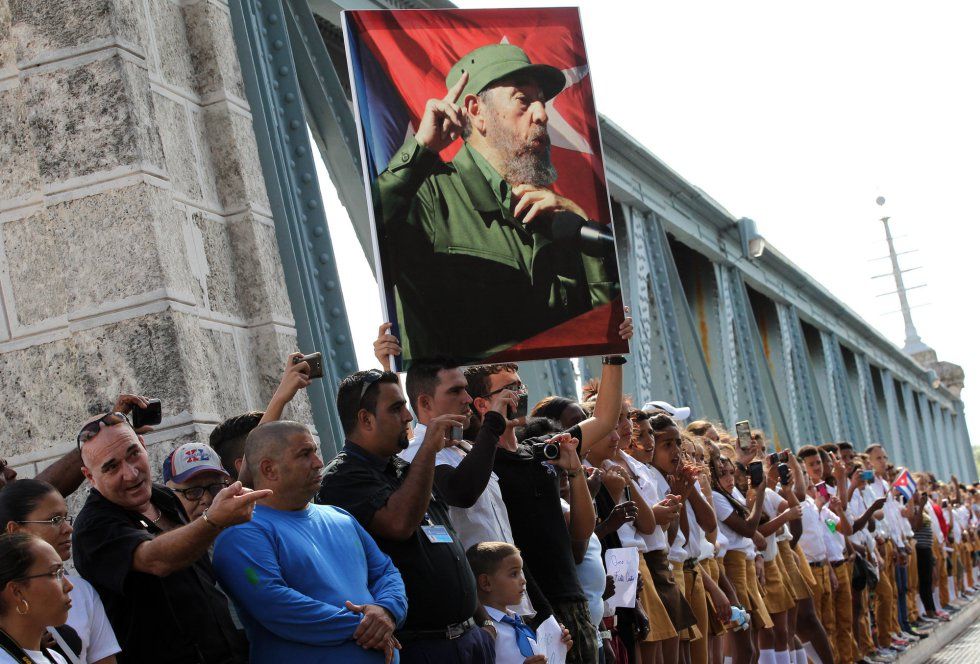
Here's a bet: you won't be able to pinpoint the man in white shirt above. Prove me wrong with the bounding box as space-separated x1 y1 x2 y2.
400 359 517 551
867 444 911 649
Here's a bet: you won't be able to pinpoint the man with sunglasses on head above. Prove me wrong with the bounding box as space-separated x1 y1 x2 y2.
71 409 270 663
318 369 495 664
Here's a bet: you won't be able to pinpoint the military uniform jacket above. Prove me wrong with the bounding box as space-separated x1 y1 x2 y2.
375 136 618 364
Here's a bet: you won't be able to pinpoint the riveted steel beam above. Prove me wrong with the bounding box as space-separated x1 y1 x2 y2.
282 0 374 268
229 0 357 454
855 353 885 445
953 402 978 482
931 401 950 479
880 369 907 466
900 382 925 471
916 392 939 474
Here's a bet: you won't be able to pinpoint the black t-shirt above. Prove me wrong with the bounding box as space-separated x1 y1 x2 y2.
316 441 478 632
72 485 248 664
493 440 586 605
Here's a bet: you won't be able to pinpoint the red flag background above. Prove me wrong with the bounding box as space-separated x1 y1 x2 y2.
347 7 613 226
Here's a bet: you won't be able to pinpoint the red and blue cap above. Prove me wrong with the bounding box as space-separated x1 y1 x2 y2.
162 443 229 484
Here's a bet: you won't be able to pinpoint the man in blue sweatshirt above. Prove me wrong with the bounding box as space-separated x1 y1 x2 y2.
213 421 407 662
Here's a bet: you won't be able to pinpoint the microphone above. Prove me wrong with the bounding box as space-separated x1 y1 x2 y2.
542 211 616 257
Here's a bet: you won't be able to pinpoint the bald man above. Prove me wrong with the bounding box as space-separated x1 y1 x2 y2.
212 421 407 663
72 410 267 663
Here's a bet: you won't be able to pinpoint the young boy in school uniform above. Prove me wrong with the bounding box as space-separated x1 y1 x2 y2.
467 542 572 664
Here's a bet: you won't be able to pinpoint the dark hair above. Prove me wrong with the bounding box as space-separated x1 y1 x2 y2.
629 409 650 424
405 358 460 417
797 444 819 460
466 541 521 578
819 443 839 455
686 420 714 436
837 441 854 452
649 413 676 433
0 533 40 613
463 364 519 400
708 454 748 519
531 396 576 422
0 480 59 531
336 370 401 435
210 411 264 478
516 416 562 443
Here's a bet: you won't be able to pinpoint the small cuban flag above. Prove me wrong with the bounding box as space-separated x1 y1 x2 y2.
892 468 917 502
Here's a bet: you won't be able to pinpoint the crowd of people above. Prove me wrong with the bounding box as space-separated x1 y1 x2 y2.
0 317 978 664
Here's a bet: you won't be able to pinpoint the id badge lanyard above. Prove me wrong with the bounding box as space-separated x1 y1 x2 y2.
421 512 453 544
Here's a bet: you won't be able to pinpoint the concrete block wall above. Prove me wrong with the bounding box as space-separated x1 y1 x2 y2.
0 0 310 484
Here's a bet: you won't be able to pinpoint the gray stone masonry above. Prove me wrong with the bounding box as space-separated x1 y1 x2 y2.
0 0 310 492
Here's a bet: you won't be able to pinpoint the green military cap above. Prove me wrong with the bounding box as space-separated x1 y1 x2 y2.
447 43 566 101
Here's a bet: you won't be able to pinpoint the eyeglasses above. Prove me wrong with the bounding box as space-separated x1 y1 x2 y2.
16 515 73 528
76 412 132 453
358 369 384 405
482 381 526 399
17 567 67 583
171 482 229 502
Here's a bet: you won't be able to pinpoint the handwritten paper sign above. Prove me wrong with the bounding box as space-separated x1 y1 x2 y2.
604 546 639 609
533 615 566 664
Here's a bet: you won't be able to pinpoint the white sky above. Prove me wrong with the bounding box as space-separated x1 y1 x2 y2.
316 0 980 447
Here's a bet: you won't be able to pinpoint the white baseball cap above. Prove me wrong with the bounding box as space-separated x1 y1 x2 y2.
642 400 692 422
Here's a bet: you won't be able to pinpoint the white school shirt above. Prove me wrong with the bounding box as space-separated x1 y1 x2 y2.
798 496 828 563
585 460 647 550
712 490 755 556
652 467 688 562
757 488 782 561
820 505 846 563
686 484 713 561
58 574 121 663
620 454 669 552
763 487 790 542
867 476 907 548
713 526 730 559
400 422 513 551
846 487 877 555
486 605 539 664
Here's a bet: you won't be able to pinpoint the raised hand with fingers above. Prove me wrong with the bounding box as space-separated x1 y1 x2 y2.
205 481 272 528
415 71 468 153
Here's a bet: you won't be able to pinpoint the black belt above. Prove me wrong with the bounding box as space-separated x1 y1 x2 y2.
397 617 477 642
831 560 847 568
683 558 700 570
810 561 825 568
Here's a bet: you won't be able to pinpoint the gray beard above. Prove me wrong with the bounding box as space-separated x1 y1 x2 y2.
484 113 557 188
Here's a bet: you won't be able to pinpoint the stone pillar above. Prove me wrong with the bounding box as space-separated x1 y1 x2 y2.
0 0 307 491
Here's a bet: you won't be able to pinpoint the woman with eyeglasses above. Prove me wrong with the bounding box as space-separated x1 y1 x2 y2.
0 532 73 663
0 481 119 664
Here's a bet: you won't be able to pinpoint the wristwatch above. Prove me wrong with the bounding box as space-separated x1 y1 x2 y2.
602 355 627 365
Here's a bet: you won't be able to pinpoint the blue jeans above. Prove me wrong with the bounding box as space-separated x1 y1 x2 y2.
895 560 910 632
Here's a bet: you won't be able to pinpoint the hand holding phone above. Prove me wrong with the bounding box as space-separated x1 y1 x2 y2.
132 398 162 429
735 420 752 452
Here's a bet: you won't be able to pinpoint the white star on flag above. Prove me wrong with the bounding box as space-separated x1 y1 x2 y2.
500 35 593 155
